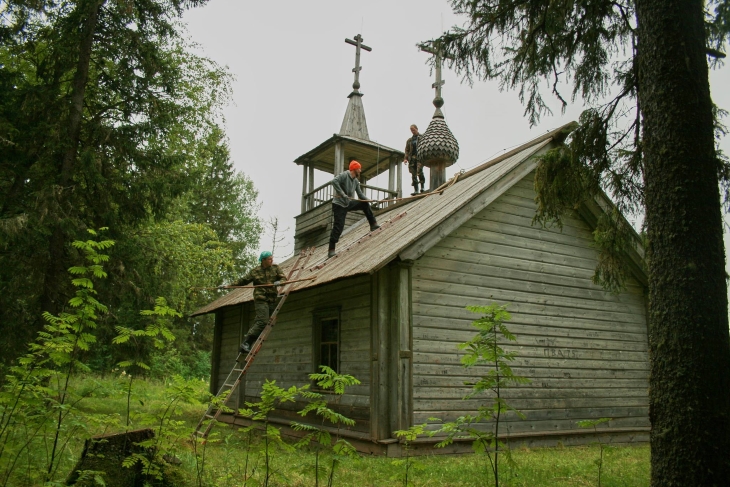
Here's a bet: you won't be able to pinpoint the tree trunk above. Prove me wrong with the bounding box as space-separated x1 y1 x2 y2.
637 0 730 484
41 0 105 315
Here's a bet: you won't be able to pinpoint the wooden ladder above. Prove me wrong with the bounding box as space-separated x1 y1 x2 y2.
192 247 315 440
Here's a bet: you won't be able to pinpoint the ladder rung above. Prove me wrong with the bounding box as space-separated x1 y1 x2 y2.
223 382 236 387
205 413 216 419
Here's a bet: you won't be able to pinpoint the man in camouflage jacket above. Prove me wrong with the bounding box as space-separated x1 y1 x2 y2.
403 124 425 195
234 251 286 353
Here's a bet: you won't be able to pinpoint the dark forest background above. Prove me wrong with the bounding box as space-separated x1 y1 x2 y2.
0 0 262 378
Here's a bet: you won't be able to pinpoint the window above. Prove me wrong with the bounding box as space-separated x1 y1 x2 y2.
313 308 340 374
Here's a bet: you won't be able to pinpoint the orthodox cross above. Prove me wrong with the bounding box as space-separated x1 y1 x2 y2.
345 34 372 91
419 42 448 109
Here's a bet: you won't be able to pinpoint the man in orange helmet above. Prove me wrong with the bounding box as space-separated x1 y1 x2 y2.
328 160 379 258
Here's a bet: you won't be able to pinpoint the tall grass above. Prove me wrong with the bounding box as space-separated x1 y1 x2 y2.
0 373 653 486
0 234 649 485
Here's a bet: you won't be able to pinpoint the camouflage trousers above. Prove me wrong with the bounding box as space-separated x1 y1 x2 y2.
409 161 425 189
245 300 277 339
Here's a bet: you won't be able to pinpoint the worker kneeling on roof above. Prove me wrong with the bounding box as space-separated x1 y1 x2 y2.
328 160 380 258
234 251 286 353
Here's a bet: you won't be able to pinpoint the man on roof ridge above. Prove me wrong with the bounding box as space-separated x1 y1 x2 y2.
328 160 380 258
404 124 426 195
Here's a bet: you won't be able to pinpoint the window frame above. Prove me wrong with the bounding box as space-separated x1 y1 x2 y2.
311 307 341 378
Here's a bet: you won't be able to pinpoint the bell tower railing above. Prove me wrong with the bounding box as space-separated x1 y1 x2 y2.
301 181 397 213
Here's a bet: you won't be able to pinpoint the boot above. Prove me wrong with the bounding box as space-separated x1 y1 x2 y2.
328 246 336 258
411 184 419 196
369 222 380 232
239 336 253 354
420 182 427 193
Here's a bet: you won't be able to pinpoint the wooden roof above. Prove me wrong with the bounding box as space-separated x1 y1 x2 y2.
339 93 370 140
193 122 645 316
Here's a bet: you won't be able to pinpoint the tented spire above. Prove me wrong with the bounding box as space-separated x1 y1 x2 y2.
339 34 371 140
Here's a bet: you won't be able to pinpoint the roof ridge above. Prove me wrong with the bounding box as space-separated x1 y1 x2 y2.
192 123 578 317
375 121 577 217
457 121 577 181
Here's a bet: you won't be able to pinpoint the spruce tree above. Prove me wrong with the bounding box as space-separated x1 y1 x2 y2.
432 0 730 484
0 1 261 369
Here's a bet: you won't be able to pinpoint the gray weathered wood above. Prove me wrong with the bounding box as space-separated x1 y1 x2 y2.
216 305 243 410
414 375 647 389
334 141 344 175
210 311 223 395
412 285 644 324
409 170 648 438
399 144 548 261
238 275 372 430
301 163 308 213
345 34 371 88
374 269 390 439
418 248 646 296
389 261 413 434
209 137 650 449
413 415 650 433
413 362 649 380
398 262 413 432
388 157 396 193
308 163 314 209
414 301 646 334
413 259 645 307
295 196 371 250
412 326 647 350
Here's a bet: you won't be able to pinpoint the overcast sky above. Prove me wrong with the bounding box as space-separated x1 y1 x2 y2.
182 0 730 262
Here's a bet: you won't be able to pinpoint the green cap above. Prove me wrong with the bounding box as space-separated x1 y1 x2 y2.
259 251 273 262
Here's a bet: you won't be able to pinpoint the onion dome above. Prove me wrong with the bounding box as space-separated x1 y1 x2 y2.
419 113 460 168
417 42 459 189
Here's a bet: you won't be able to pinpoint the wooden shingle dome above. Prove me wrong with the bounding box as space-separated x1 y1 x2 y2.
419 114 459 168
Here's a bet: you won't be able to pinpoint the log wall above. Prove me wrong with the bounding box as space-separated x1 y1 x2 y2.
295 202 367 251
213 275 372 434
411 174 649 438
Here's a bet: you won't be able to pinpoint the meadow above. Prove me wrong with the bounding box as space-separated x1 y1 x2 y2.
32 374 651 487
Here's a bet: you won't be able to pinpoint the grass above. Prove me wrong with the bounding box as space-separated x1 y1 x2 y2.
54 375 651 486
181 442 650 487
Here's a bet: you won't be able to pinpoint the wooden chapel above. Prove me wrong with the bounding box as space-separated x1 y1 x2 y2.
192 35 650 456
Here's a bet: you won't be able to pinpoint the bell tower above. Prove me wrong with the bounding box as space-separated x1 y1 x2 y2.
292 35 405 251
